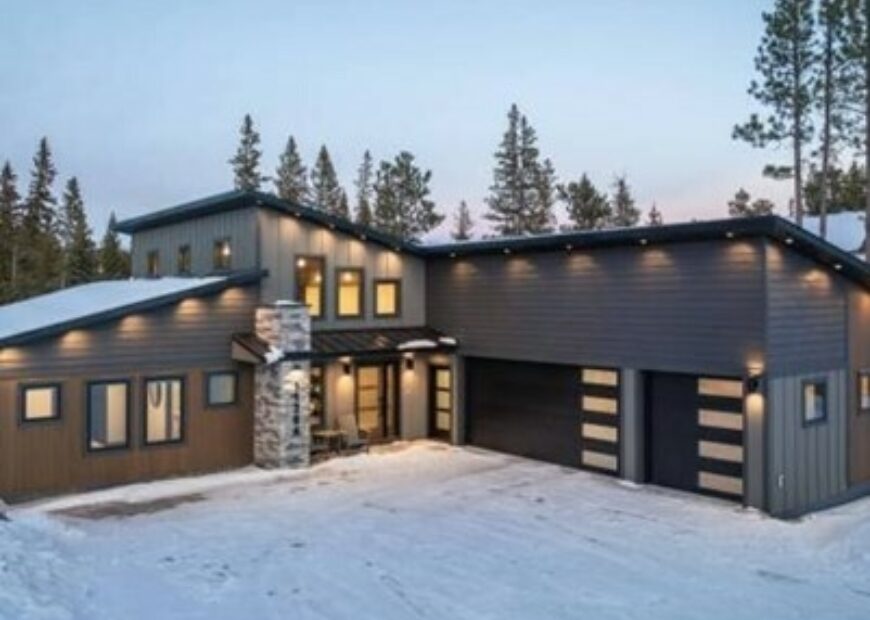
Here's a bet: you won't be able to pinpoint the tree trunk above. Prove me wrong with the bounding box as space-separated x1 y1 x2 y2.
821 17 834 240
865 0 870 259
793 0 804 227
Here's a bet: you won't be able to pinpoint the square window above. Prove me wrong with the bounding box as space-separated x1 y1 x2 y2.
88 381 129 451
213 238 232 271
144 377 184 444
336 268 363 318
207 372 237 407
177 245 192 275
146 251 160 277
20 384 61 421
295 256 325 318
860 372 870 414
374 280 400 317
802 380 827 425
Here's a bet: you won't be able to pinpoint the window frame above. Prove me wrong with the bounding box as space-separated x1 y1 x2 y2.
801 377 828 427
142 375 186 447
212 237 233 272
335 267 365 319
18 382 62 424
373 278 402 318
294 255 326 320
310 363 326 431
205 370 239 408
859 370 870 415
146 250 160 277
86 379 132 453
177 244 192 275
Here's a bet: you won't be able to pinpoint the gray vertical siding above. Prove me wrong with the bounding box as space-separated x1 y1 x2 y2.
257 210 427 330
766 369 849 516
130 208 259 278
427 239 766 376
620 368 644 483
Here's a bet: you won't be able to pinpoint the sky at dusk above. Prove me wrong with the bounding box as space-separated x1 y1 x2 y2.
0 0 793 239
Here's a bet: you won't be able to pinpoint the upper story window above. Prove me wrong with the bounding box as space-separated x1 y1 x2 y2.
177 245 192 275
374 279 401 317
295 256 325 319
146 250 160 277
213 238 232 271
336 268 364 318
20 383 61 422
802 379 827 425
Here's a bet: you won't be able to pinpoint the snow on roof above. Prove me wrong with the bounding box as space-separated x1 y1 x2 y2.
802 212 866 254
0 276 226 344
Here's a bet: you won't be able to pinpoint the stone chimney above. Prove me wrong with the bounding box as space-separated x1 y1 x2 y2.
253 301 312 468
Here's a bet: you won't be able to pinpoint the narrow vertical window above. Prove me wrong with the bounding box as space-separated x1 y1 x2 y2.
310 364 325 430
374 280 401 317
336 268 363 318
87 381 130 451
860 371 870 415
146 251 160 277
295 256 325 319
177 245 192 275
213 238 232 271
144 377 184 445
802 379 827 425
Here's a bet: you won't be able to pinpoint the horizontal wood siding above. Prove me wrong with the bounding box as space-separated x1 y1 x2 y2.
257 210 426 329
427 239 765 376
766 369 848 516
765 243 848 375
130 208 258 277
0 286 258 377
0 369 253 500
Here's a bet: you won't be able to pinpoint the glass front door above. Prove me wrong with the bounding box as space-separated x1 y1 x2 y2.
429 366 453 441
355 362 398 442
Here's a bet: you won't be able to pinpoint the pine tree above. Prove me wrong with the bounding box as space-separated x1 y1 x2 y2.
99 213 130 279
338 190 350 220
229 114 266 191
354 150 374 226
451 201 474 240
729 188 776 216
310 145 345 216
485 104 556 236
814 0 852 238
558 174 611 230
18 138 62 297
734 0 815 225
274 136 309 202
0 162 20 302
609 176 640 227
843 0 870 256
60 177 97 286
373 151 444 241
647 203 664 226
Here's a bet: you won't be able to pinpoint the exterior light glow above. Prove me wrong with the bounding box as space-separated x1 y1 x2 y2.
726 231 734 239
503 248 511 255
785 237 794 245
449 252 457 259
404 354 415 371
296 257 306 268
834 263 843 271
565 244 573 252
639 238 648 246
341 358 352 375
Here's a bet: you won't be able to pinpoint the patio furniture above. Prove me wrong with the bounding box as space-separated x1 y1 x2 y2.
312 428 345 457
338 414 369 453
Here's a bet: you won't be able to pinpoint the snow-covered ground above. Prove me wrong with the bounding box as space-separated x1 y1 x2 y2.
2 441 870 620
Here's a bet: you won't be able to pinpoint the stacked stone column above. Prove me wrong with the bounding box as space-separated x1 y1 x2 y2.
253 301 312 468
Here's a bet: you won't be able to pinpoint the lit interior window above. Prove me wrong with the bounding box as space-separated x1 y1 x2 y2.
145 378 184 444
88 382 129 450
337 269 363 317
295 257 324 318
21 384 60 421
213 238 232 270
375 280 400 317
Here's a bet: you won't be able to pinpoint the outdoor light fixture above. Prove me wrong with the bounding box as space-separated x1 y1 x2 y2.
296 257 306 268
342 359 352 375
503 247 511 255
726 231 735 239
449 252 457 259
785 237 794 245
639 238 648 246
834 263 843 271
405 356 415 371
746 370 764 394
565 244 573 253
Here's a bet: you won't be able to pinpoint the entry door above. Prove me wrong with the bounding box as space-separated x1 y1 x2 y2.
356 363 398 442
646 373 700 492
429 366 453 441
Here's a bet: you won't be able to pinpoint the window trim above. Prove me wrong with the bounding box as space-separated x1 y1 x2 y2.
373 278 402 318
142 375 186 447
294 254 326 321
146 250 160 278
18 382 62 424
177 244 192 275
212 237 233 272
85 379 132 453
859 369 870 415
335 267 365 319
801 377 828 427
310 363 326 431
205 370 239 408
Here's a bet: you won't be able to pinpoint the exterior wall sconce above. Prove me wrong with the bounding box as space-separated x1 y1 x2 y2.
404 355 415 371
746 373 764 395
639 238 648 246
503 248 511 255
342 359 352 375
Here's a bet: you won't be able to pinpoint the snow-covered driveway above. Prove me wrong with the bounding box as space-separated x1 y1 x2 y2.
2 441 870 620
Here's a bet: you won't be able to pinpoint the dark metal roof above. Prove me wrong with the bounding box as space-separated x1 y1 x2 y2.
421 215 870 290
0 269 266 348
233 326 456 363
114 190 423 255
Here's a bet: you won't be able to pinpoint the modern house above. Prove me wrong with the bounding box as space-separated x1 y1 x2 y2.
2 189 870 518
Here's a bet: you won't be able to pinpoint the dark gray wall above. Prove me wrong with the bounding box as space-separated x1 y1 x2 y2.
427 239 766 376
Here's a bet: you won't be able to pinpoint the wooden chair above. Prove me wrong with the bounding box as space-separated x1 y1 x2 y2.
338 414 370 453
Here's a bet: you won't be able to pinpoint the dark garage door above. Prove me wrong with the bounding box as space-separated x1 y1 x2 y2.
465 357 579 467
645 372 745 501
